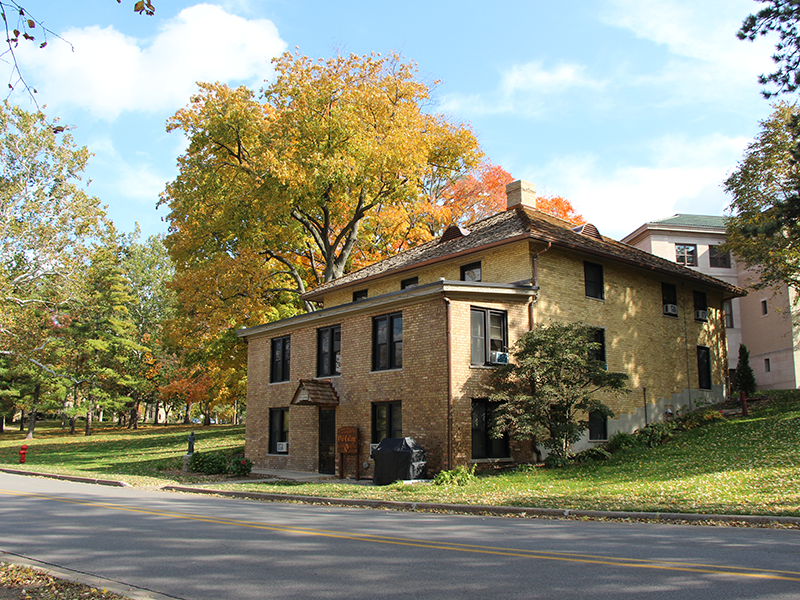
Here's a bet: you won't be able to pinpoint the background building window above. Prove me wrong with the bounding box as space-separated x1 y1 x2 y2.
317 325 341 377
460 261 482 282
372 402 402 443
269 408 289 454
765 357 772 373
584 261 604 299
373 312 403 370
697 346 712 390
270 335 291 383
400 277 418 289
723 299 734 328
471 307 507 365
709 246 731 268
676 244 697 266
588 411 608 441
662 282 678 317
472 399 510 459
761 299 769 315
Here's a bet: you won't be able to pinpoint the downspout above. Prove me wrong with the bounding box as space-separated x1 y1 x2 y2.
444 295 453 470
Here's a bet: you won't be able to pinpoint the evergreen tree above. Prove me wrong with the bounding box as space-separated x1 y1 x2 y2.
734 343 757 397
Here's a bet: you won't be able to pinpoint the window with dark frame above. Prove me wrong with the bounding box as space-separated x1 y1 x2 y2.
460 261 482 282
709 246 731 268
317 324 341 377
269 407 289 454
723 299 734 328
352 289 368 302
761 299 769 315
372 312 403 371
372 401 402 443
694 290 707 321
470 307 507 365
765 357 772 373
676 244 697 266
472 399 510 459
400 276 418 290
662 282 678 317
270 335 291 383
584 261 604 300
590 328 606 364
697 346 712 390
588 411 608 441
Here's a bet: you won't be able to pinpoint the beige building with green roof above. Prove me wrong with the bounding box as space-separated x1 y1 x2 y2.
623 214 800 391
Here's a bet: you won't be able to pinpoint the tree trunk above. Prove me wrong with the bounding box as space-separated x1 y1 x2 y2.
69 416 76 435
19 409 25 431
184 401 191 424
128 401 140 429
25 384 41 440
152 401 160 425
84 397 93 436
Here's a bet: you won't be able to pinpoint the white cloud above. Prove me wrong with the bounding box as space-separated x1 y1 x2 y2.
501 61 604 95
530 133 750 239
18 4 286 120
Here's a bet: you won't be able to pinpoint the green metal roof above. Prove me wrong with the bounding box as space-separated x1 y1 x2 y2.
649 214 727 229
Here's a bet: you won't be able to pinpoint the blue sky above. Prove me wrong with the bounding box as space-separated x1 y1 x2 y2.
9 0 779 241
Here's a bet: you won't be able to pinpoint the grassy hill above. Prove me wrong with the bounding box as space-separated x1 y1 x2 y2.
1 391 799 516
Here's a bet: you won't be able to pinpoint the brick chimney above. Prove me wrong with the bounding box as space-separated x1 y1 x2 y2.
505 180 537 210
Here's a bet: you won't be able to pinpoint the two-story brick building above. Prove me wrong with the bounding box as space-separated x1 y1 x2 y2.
238 180 744 477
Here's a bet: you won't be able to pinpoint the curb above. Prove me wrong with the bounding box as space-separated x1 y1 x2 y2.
0 467 130 487
161 485 800 527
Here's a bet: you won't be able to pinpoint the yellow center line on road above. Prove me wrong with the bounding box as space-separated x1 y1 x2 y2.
3 488 800 582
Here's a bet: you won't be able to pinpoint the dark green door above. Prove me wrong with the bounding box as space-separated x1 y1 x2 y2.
318 408 336 474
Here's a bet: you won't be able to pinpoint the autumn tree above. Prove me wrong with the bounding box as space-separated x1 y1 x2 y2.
724 102 800 291
488 322 628 467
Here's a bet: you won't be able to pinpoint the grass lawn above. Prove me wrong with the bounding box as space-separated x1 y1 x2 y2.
1 391 799 517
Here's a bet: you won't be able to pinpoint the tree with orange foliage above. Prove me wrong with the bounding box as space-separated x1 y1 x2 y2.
536 194 585 226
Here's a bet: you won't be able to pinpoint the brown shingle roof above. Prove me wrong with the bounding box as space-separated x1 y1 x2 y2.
302 206 745 301
291 379 340 406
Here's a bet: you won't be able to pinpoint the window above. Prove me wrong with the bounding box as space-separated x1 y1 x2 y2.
709 246 731 268
472 399 510 459
372 402 402 443
761 299 769 316
373 312 403 370
694 291 707 321
676 244 697 266
269 408 288 454
697 346 712 390
461 261 482 282
723 299 734 328
317 325 341 377
588 411 608 441
590 328 606 364
662 282 678 317
400 276 418 290
470 308 507 365
584 261 604 300
765 358 772 373
352 289 368 302
270 336 291 383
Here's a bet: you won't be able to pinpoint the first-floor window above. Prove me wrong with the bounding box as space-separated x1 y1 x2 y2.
269 408 289 454
697 346 712 390
373 312 403 370
590 328 606 364
471 307 507 365
588 411 608 441
472 399 510 459
765 357 772 373
372 402 402 443
662 282 678 317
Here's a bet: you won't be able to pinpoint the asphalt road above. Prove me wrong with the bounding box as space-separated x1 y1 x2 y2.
1 472 799 600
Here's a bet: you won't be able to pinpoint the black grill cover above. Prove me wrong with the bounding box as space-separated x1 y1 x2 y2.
372 437 427 486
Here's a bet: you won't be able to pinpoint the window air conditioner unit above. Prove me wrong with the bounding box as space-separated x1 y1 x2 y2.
490 351 510 365
276 442 288 453
695 310 708 321
369 443 380 457
663 304 678 316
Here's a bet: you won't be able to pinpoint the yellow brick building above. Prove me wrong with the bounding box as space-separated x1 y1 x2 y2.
238 180 744 477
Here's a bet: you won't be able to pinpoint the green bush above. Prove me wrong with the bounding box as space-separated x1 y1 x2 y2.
607 431 643 453
230 456 253 477
434 464 477 486
678 408 726 431
544 453 572 469
635 422 677 448
572 446 612 463
189 451 229 474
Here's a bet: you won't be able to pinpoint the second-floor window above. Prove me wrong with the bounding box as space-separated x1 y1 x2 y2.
471 307 507 365
584 261 604 300
317 324 341 377
662 282 678 317
676 244 697 266
373 312 403 370
270 335 291 383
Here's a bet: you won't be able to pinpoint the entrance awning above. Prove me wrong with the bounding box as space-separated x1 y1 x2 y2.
291 379 340 406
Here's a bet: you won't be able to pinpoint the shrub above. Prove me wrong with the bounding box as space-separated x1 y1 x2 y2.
544 453 572 469
635 422 677 448
572 446 612 463
607 431 643 453
678 408 726 431
230 456 253 477
189 451 230 475
433 464 477 486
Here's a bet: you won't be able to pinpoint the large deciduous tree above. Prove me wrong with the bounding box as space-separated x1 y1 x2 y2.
488 322 628 467
723 102 800 291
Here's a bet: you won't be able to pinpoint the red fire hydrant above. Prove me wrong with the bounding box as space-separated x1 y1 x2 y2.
19 444 27 464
